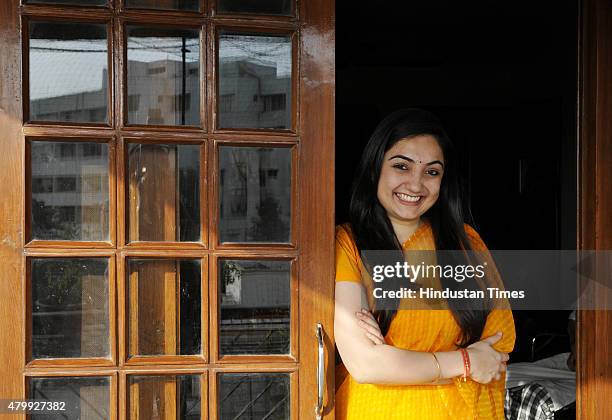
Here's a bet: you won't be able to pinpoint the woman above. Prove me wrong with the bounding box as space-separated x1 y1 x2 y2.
334 109 515 419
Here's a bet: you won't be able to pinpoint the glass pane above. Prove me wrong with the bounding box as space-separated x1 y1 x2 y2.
218 33 292 129
219 147 291 243
29 376 110 420
31 258 109 359
127 143 200 242
219 373 289 420
219 260 290 355
31 141 110 241
29 22 108 123
127 26 200 126
218 0 292 16
127 259 201 356
126 0 199 11
128 375 200 419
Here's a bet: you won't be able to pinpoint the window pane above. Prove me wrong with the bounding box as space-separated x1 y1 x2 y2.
219 260 290 355
219 373 289 420
218 33 292 129
127 26 200 126
29 376 110 420
29 22 108 123
31 258 109 359
127 259 201 356
218 0 292 16
127 143 200 242
31 141 109 241
219 147 291 243
128 375 201 419
126 0 199 11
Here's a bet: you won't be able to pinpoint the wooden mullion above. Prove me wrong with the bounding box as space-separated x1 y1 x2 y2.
212 133 299 142
119 12 205 27
209 17 298 32
200 139 208 248
24 248 118 257
117 0 208 15
201 255 209 363
164 261 178 356
116 136 127 249
120 10 205 22
22 126 115 137
206 25 217 249
121 365 208 374
200 21 208 133
163 375 177 420
20 5 113 20
128 262 139 359
202 371 209 420
124 241 207 250
209 368 217 420
211 249 297 259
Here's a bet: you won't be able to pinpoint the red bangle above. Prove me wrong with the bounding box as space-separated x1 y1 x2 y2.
459 348 471 382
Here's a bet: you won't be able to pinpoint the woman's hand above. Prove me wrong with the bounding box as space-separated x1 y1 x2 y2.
466 332 509 384
355 309 386 345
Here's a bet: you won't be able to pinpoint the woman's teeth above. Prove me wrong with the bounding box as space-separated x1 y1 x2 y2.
395 192 422 202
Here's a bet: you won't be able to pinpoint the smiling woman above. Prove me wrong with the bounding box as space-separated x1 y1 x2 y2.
334 109 516 419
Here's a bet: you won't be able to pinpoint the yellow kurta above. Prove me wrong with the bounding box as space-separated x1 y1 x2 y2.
335 221 516 420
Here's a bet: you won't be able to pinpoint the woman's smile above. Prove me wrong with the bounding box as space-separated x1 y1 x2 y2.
394 192 424 205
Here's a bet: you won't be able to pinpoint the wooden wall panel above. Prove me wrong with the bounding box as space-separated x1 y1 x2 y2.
578 0 612 418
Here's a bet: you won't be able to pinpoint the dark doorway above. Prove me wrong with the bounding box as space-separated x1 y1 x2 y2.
336 0 578 367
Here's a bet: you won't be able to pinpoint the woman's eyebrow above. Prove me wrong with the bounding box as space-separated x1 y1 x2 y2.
388 154 444 167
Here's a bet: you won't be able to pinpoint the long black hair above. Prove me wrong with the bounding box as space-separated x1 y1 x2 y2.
348 108 489 347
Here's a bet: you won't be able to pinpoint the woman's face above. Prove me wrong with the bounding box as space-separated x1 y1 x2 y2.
376 135 445 224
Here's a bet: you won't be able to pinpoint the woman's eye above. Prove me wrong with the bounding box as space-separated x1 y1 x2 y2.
426 169 440 176
392 163 408 170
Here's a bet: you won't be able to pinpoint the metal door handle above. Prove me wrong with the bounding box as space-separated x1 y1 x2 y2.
315 323 324 420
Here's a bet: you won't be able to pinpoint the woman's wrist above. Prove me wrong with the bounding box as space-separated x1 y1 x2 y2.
459 348 471 381
433 350 465 379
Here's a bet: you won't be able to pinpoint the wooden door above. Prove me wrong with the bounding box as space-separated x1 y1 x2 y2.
0 0 335 418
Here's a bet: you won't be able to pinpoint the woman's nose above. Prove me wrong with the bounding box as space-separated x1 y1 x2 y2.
403 171 423 192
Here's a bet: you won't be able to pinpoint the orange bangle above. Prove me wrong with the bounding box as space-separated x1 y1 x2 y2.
459 349 471 381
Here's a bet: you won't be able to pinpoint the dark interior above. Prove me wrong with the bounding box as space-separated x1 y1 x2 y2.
335 0 578 369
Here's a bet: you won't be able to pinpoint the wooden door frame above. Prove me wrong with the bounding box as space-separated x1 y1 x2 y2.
0 0 25 405
577 0 612 418
298 2 336 419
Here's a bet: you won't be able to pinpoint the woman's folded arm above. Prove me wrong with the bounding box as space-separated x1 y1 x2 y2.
335 281 465 385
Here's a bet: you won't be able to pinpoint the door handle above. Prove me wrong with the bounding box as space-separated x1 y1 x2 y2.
315 323 324 420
